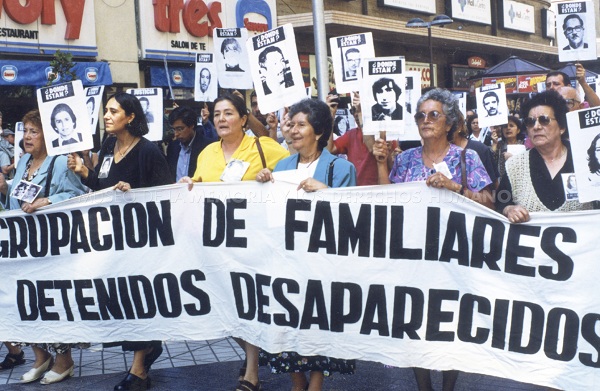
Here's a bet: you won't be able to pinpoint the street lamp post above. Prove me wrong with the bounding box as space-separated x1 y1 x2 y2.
406 15 453 88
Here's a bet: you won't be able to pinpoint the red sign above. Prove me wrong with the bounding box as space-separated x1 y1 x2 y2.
517 74 547 93
1 0 85 39
153 0 222 38
483 76 517 94
468 56 486 69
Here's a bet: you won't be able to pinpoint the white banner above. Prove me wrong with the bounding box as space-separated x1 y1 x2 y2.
0 182 599 390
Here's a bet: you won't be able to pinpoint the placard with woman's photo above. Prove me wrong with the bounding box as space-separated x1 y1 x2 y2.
36 80 94 156
566 107 600 202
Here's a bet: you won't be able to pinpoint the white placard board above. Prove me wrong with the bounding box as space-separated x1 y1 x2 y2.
476 83 509 128
126 88 164 142
329 33 376 94
556 1 597 62
213 28 253 90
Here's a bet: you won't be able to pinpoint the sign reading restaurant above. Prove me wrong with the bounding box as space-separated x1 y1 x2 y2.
0 1 98 57
139 0 277 61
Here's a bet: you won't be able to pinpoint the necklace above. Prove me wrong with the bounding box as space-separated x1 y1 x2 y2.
116 137 137 158
543 146 567 164
24 157 45 181
299 151 321 167
422 144 449 165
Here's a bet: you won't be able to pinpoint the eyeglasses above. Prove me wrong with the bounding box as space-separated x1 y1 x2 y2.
170 126 186 133
564 26 583 34
565 99 580 109
523 115 556 128
414 110 445 124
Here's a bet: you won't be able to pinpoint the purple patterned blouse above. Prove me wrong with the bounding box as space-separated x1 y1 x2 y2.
389 144 492 191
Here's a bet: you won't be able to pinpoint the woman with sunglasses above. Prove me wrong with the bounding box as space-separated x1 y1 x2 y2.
373 88 493 390
495 90 594 223
374 88 493 207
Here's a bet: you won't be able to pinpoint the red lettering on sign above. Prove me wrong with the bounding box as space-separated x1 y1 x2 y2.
1 0 84 40
153 0 222 37
243 18 268 33
4 0 42 24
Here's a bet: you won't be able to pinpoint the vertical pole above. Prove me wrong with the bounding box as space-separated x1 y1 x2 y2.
428 26 434 88
312 0 328 101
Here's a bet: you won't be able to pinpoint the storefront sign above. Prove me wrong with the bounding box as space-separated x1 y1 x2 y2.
0 1 97 56
502 0 535 33
406 62 436 89
378 0 436 14
138 0 277 62
0 60 112 87
468 56 486 68
451 0 492 25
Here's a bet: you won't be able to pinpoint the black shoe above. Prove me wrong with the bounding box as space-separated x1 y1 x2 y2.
143 344 163 373
114 373 150 391
0 351 25 370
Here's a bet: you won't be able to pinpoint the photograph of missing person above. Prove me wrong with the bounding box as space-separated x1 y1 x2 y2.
50 103 83 147
343 48 361 81
139 97 154 124
98 156 113 179
562 14 587 50
221 38 244 72
86 97 96 126
329 32 375 94
371 78 403 121
562 173 579 200
22 183 42 204
476 84 508 128
258 45 294 96
557 1 597 62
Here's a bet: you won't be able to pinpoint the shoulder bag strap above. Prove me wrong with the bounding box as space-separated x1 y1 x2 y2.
460 147 468 191
328 157 338 188
254 137 267 169
44 156 59 197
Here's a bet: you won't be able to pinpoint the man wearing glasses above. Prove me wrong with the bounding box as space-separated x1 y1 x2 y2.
557 86 583 112
562 14 587 50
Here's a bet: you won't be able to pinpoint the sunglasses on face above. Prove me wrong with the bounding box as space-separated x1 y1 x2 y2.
523 115 556 128
414 110 444 124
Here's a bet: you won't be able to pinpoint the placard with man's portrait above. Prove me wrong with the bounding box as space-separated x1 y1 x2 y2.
84 86 104 133
37 80 94 156
214 28 253 90
476 83 509 128
330 33 375 94
359 56 406 137
126 88 164 142
194 54 217 103
566 107 600 202
556 1 597 62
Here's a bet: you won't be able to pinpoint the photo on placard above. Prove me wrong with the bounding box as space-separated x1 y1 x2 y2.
401 71 422 141
246 24 307 113
37 80 94 156
84 86 104 133
126 88 164 142
359 57 406 137
214 28 253 90
566 108 600 202
98 156 113 179
21 182 42 204
476 83 509 128
562 173 579 200
195 53 218 103
556 1 597 62
329 33 375 94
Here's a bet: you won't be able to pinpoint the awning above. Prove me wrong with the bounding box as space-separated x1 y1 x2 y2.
0 60 112 86
149 64 195 89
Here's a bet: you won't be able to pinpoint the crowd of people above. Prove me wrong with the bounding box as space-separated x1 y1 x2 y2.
0 60 598 391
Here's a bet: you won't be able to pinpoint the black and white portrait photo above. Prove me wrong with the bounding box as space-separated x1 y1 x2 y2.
194 53 217 103
84 85 104 133
37 80 94 155
371 78 403 121
359 56 406 137
476 83 508 128
246 24 306 113
22 183 42 204
50 103 82 147
126 88 164 142
214 28 252 90
329 32 375 94
557 1 597 62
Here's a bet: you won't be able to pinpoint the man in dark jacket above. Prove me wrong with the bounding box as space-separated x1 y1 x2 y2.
166 106 218 181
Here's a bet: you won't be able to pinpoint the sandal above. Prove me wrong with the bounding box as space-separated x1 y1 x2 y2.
235 379 262 391
0 351 25 370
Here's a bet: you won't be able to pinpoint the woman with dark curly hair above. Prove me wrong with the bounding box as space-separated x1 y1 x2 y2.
587 133 600 180
495 90 594 223
67 92 172 391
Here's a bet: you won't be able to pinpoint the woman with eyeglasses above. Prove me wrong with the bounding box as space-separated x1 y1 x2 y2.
495 90 594 223
373 88 493 390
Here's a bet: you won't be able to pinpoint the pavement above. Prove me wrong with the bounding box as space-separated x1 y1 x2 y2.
0 339 548 390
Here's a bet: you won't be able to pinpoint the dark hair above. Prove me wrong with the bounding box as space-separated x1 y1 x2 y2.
372 78 402 101
139 97 149 105
213 93 249 129
506 115 526 141
50 103 77 133
200 68 211 78
109 92 149 137
466 114 478 136
22 109 42 131
333 116 349 136
344 48 360 60
567 174 577 189
168 106 197 127
520 89 569 140
546 71 571 87
482 91 499 102
288 98 332 151
417 88 462 142
587 133 600 174
221 38 241 54
563 14 584 30
258 46 284 69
